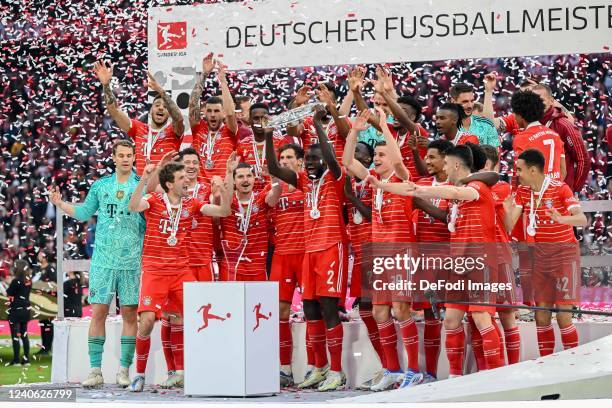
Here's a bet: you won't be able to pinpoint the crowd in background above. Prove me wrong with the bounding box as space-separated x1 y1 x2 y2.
0 1 610 289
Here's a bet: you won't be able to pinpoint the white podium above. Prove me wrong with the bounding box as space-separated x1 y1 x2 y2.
183 282 279 396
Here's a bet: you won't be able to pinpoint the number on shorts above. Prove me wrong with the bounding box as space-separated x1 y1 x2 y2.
327 269 335 286
556 276 569 293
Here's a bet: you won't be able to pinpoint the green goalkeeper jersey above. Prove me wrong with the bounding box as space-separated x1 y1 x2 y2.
74 172 145 270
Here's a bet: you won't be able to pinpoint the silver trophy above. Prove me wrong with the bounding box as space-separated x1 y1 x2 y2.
266 102 326 128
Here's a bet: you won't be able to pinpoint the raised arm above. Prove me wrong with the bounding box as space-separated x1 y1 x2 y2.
201 153 237 218
377 107 410 181
338 90 354 117
348 68 379 130
128 163 156 213
460 171 500 187
341 110 370 180
147 71 184 136
188 52 215 129
217 60 238 135
376 66 417 134
410 134 429 177
482 72 504 130
317 84 350 140
265 128 298 187
313 106 342 179
503 195 523 232
265 177 283 207
145 150 179 193
367 176 479 201
49 186 79 218
94 61 130 132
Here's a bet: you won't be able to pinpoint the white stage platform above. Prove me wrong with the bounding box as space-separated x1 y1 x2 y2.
52 317 612 389
338 334 612 402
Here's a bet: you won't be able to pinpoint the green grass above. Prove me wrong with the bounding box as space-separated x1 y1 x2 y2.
0 335 52 385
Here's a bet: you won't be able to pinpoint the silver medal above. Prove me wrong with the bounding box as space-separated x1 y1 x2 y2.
526 224 536 237
192 219 198 229
448 222 456 233
310 208 321 219
167 236 178 246
353 210 363 225
205 159 214 169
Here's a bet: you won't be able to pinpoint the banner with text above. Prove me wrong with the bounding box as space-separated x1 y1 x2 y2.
148 0 610 72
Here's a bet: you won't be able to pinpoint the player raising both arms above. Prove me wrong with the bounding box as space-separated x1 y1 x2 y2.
49 140 145 388
188 53 239 181
267 106 348 391
93 61 183 175
126 155 235 392
504 149 586 357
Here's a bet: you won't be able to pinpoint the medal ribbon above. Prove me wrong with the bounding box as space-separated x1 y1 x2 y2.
237 192 255 236
528 176 552 234
310 170 328 215
146 120 171 161
162 193 182 244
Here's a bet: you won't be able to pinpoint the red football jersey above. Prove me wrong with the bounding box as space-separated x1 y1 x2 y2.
297 169 348 253
450 181 496 243
389 124 428 182
513 124 565 181
237 132 291 193
490 181 513 263
371 170 415 243
220 191 272 275
142 193 204 274
191 121 238 182
346 178 372 258
300 116 349 164
415 177 450 242
501 114 520 136
188 183 214 266
271 184 305 255
514 180 579 243
453 132 480 145
128 119 181 175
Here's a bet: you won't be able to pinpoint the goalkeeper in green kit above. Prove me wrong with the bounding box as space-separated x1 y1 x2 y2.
50 140 149 388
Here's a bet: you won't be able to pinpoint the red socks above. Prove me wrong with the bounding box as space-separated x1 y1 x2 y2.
537 324 555 356
445 326 465 376
399 318 420 372
307 320 328 368
479 324 503 370
135 333 151 374
467 316 486 371
161 318 175 372
492 321 506 366
423 318 442 377
377 320 400 372
170 323 184 371
359 309 385 368
504 327 521 365
279 319 292 366
560 324 579 350
327 324 344 372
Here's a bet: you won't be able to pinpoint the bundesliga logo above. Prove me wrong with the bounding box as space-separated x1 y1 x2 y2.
157 22 187 50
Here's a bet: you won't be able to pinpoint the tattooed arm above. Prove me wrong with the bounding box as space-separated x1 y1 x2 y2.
189 52 215 129
94 60 131 132
147 72 184 136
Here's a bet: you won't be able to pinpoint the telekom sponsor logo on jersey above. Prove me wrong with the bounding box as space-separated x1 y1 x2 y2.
157 22 187 50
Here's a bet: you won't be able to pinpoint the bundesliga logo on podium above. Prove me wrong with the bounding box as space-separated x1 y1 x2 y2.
157 22 187 50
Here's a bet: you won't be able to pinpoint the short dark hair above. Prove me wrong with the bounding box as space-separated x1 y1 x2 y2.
450 83 474 99
397 95 422 120
179 147 199 162
320 82 338 98
446 145 473 170
465 142 486 172
205 95 223 106
481 144 499 167
428 139 454 155
518 149 545 172
112 139 135 155
234 95 250 107
357 141 375 160
152 94 163 104
532 83 553 97
159 162 185 193
374 141 387 148
233 162 254 178
438 102 467 129
249 102 269 115
511 90 545 123
278 143 305 160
